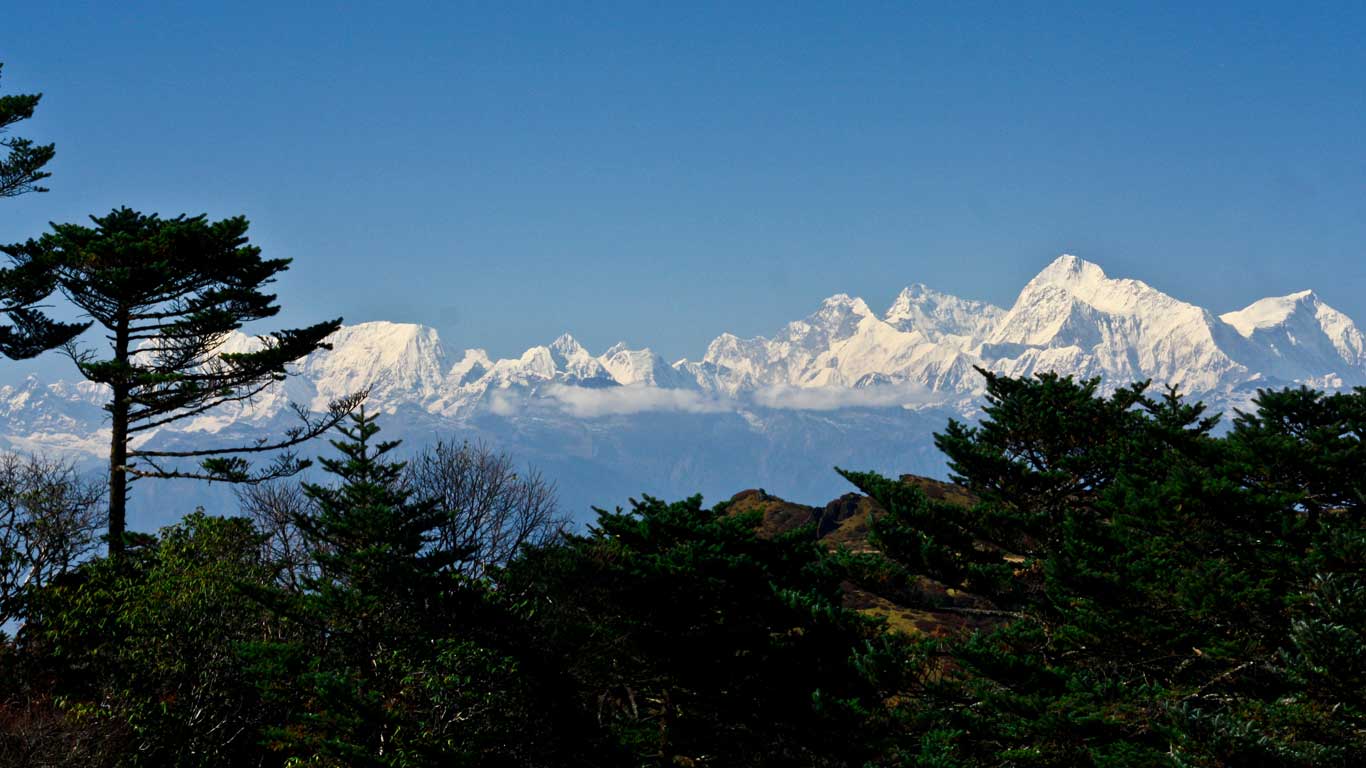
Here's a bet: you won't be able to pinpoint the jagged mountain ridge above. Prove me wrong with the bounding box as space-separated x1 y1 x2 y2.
6 252 1365 441
2 255 1362 527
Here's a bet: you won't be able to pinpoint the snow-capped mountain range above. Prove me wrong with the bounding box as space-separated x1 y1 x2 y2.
2 255 1362 527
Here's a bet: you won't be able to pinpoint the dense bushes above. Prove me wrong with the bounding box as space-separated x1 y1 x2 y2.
1 376 1362 765
17 512 276 766
498 494 909 766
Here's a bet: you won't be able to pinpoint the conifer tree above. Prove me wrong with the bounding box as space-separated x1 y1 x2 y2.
0 63 54 200
0 262 89 360
1 207 362 554
841 374 1365 765
1230 385 1366 527
252 411 508 765
0 62 88 359
294 408 460 639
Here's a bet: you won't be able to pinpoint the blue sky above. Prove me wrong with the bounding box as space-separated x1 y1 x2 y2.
2 1 1363 378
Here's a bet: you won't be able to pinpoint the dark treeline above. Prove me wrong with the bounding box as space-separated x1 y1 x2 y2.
0 374 1361 766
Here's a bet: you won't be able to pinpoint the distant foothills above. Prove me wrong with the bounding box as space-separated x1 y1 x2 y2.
1 254 1362 527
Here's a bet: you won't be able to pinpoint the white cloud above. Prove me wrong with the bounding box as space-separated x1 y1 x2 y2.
751 382 936 411
486 382 943 419
542 384 730 418
488 390 519 416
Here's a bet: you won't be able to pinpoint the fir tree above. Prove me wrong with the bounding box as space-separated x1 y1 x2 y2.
840 373 1365 765
251 410 516 766
0 62 54 199
1230 385 1366 528
294 408 460 644
0 62 88 360
1 208 362 555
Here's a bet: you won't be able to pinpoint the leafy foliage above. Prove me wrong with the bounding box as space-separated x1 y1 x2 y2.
0 63 54 199
19 512 278 767
245 410 545 766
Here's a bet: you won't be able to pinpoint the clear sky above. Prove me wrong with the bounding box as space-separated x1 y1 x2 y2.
2 1 1363 379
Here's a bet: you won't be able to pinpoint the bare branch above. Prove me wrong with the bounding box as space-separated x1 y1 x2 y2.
236 479 317 591
403 438 569 578
0 452 106 626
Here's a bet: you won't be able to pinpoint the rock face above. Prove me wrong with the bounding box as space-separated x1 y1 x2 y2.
2 255 1362 528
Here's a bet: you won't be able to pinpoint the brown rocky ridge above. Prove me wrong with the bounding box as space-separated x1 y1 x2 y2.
725 475 1011 639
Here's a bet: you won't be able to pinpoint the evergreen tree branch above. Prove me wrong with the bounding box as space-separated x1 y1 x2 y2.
130 392 367 460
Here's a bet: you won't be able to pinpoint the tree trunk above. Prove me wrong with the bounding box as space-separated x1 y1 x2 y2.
108 386 128 556
108 314 129 557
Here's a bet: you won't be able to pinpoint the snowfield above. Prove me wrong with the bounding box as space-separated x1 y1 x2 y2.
4 254 1362 527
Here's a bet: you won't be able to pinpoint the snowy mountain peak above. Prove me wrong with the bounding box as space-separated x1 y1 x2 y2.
798 294 875 338
5 254 1365 487
544 333 613 385
1221 290 1321 337
214 330 265 355
550 333 589 360
1010 254 1205 320
303 321 448 409
1220 290 1366 374
457 347 494 367
888 283 938 304
447 348 493 387
598 343 692 388
980 255 1261 395
885 283 1004 341
517 346 557 377
805 294 872 330
1031 253 1107 288
818 293 871 313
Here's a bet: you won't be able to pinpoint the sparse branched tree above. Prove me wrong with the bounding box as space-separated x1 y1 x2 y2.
0 452 104 627
404 439 567 577
2 208 364 555
237 479 316 591
0 62 89 360
240 439 565 588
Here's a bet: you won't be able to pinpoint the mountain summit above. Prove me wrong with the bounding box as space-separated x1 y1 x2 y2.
2 255 1362 524
8 255 1359 429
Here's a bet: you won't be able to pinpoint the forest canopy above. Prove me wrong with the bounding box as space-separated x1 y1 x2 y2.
0 372 1361 767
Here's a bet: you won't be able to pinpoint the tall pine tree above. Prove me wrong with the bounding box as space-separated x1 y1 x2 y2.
0 62 88 359
2 208 362 554
0 62 54 199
